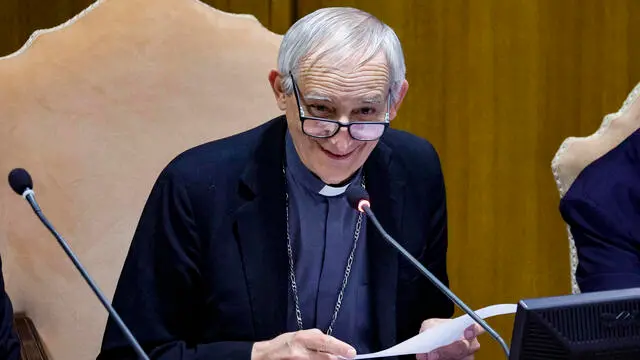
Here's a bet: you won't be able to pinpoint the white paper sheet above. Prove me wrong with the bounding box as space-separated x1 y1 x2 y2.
352 304 517 359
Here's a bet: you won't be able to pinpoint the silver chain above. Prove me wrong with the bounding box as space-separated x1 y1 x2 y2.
283 165 365 336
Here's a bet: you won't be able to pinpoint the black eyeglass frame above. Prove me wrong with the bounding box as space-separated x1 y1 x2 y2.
289 71 391 141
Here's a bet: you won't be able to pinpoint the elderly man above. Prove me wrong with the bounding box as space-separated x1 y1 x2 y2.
98 7 481 360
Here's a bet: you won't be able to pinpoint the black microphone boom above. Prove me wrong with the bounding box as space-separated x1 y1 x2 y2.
7 168 150 360
346 185 511 358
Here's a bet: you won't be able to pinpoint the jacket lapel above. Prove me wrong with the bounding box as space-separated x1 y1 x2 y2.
234 117 289 340
364 140 406 351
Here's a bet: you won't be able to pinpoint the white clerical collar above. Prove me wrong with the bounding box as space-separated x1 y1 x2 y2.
318 183 350 197
284 130 362 197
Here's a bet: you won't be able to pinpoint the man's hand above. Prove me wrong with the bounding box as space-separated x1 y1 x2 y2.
251 329 357 360
416 319 483 360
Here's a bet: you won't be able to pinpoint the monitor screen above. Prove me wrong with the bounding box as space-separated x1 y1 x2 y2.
509 287 640 359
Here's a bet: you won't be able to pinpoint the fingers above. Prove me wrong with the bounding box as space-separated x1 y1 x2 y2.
427 338 481 360
464 324 485 340
418 320 483 360
417 319 484 360
294 329 357 359
469 338 480 353
438 340 473 359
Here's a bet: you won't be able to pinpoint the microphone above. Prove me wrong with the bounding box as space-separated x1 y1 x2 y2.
7 168 150 360
345 185 511 358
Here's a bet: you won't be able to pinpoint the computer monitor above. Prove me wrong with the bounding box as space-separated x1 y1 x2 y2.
509 287 640 359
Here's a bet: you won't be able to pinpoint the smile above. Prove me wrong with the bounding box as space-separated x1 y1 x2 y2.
320 147 357 161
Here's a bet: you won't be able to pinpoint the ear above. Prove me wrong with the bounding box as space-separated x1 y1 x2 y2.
269 69 287 111
389 80 409 121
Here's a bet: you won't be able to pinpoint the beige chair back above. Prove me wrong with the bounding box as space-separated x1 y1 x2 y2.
551 82 640 293
0 0 283 358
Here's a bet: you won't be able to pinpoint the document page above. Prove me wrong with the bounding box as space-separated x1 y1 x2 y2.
353 304 517 359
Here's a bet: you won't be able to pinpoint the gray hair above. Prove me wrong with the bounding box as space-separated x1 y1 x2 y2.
278 7 406 103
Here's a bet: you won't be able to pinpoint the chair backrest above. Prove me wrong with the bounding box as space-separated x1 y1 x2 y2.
14 313 48 360
0 0 283 358
551 82 640 294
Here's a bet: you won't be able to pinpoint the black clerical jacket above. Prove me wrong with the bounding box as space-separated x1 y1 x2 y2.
0 255 20 360
98 116 453 360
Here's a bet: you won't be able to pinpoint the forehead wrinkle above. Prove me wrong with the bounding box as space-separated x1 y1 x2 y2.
302 79 388 102
298 58 391 90
303 74 389 94
302 69 390 87
299 51 390 76
302 92 385 107
304 79 388 93
302 82 386 103
298 65 388 105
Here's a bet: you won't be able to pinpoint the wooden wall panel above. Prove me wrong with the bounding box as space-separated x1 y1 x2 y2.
204 0 293 35
0 0 96 56
296 1 640 359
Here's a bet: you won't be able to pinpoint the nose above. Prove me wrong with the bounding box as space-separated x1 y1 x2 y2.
329 118 353 153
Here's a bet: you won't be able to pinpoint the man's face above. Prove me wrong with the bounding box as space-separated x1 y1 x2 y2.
270 53 407 185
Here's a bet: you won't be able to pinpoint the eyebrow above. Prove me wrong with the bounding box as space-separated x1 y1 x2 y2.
361 96 384 104
304 92 333 102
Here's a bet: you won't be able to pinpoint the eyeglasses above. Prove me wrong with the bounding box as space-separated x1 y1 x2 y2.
290 72 391 141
